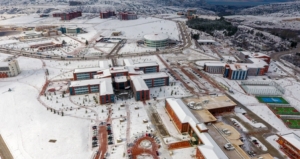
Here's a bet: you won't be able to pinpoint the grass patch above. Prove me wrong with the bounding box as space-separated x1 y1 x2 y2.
283 119 300 129
271 107 300 115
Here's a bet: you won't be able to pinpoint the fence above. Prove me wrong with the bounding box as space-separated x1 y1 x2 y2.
280 115 300 119
241 80 285 96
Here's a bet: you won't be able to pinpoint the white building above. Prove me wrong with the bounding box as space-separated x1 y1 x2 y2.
0 57 21 78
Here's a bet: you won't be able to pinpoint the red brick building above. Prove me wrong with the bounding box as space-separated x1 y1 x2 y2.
277 133 300 159
165 98 228 159
100 11 116 19
53 11 82 20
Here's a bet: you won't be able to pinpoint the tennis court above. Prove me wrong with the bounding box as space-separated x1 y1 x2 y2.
256 96 289 104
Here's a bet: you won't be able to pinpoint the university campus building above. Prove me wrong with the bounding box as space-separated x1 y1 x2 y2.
69 59 169 104
53 11 82 21
165 98 229 159
277 133 300 159
203 52 271 80
0 56 21 78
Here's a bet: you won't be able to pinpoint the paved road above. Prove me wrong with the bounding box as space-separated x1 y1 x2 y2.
270 45 300 78
0 135 13 159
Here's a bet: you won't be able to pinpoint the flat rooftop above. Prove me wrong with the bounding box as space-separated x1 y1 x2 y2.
184 95 237 110
193 109 217 123
281 133 300 150
130 72 168 80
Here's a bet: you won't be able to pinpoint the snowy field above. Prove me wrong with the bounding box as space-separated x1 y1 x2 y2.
0 54 93 159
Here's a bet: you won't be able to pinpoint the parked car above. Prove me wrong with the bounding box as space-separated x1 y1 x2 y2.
224 143 235 151
92 126 97 129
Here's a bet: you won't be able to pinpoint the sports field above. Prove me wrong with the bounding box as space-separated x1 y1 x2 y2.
283 119 300 129
272 107 300 115
256 96 289 104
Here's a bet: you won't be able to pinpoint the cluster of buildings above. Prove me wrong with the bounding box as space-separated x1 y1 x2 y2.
204 51 271 80
53 11 82 21
99 11 137 20
30 42 62 51
277 133 300 159
100 11 116 19
0 56 21 78
165 98 230 159
69 59 169 104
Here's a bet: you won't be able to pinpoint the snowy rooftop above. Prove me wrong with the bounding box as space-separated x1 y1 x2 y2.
99 78 113 95
166 98 199 123
124 59 158 68
94 69 111 79
131 78 149 91
205 62 226 67
114 76 127 83
74 67 101 73
130 72 168 80
184 96 236 110
248 58 268 67
198 133 229 159
110 67 128 73
229 64 247 71
281 133 300 150
241 51 269 58
197 39 216 43
166 98 228 159
0 61 9 67
74 60 111 73
144 34 168 41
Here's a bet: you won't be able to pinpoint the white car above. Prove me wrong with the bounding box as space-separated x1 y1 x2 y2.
224 143 235 151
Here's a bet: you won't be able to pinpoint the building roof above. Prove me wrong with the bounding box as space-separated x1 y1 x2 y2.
197 39 216 43
99 78 113 95
124 59 158 68
74 67 101 73
74 60 111 74
130 72 168 80
166 98 199 123
166 98 228 159
183 96 236 111
198 133 229 159
144 34 168 41
115 76 127 83
131 78 149 91
281 133 300 150
0 61 9 67
205 62 226 67
94 69 111 78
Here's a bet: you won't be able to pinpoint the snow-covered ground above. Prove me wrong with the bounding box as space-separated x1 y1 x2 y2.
0 54 93 159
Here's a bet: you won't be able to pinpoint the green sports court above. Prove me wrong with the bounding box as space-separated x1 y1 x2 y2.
271 107 300 115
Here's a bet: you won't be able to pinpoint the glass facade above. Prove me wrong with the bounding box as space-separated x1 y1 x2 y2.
76 73 90 80
74 86 89 94
90 85 99 93
144 67 157 73
144 39 168 48
153 78 165 87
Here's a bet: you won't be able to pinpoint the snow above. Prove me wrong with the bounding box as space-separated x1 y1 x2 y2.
171 147 196 159
236 113 266 128
249 136 268 151
230 118 248 132
0 54 93 159
266 135 290 159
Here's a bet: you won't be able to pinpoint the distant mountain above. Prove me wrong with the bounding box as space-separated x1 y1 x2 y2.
238 1 300 16
206 0 295 6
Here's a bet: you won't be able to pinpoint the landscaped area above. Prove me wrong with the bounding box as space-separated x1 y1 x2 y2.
271 107 300 115
283 119 300 129
256 96 289 104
